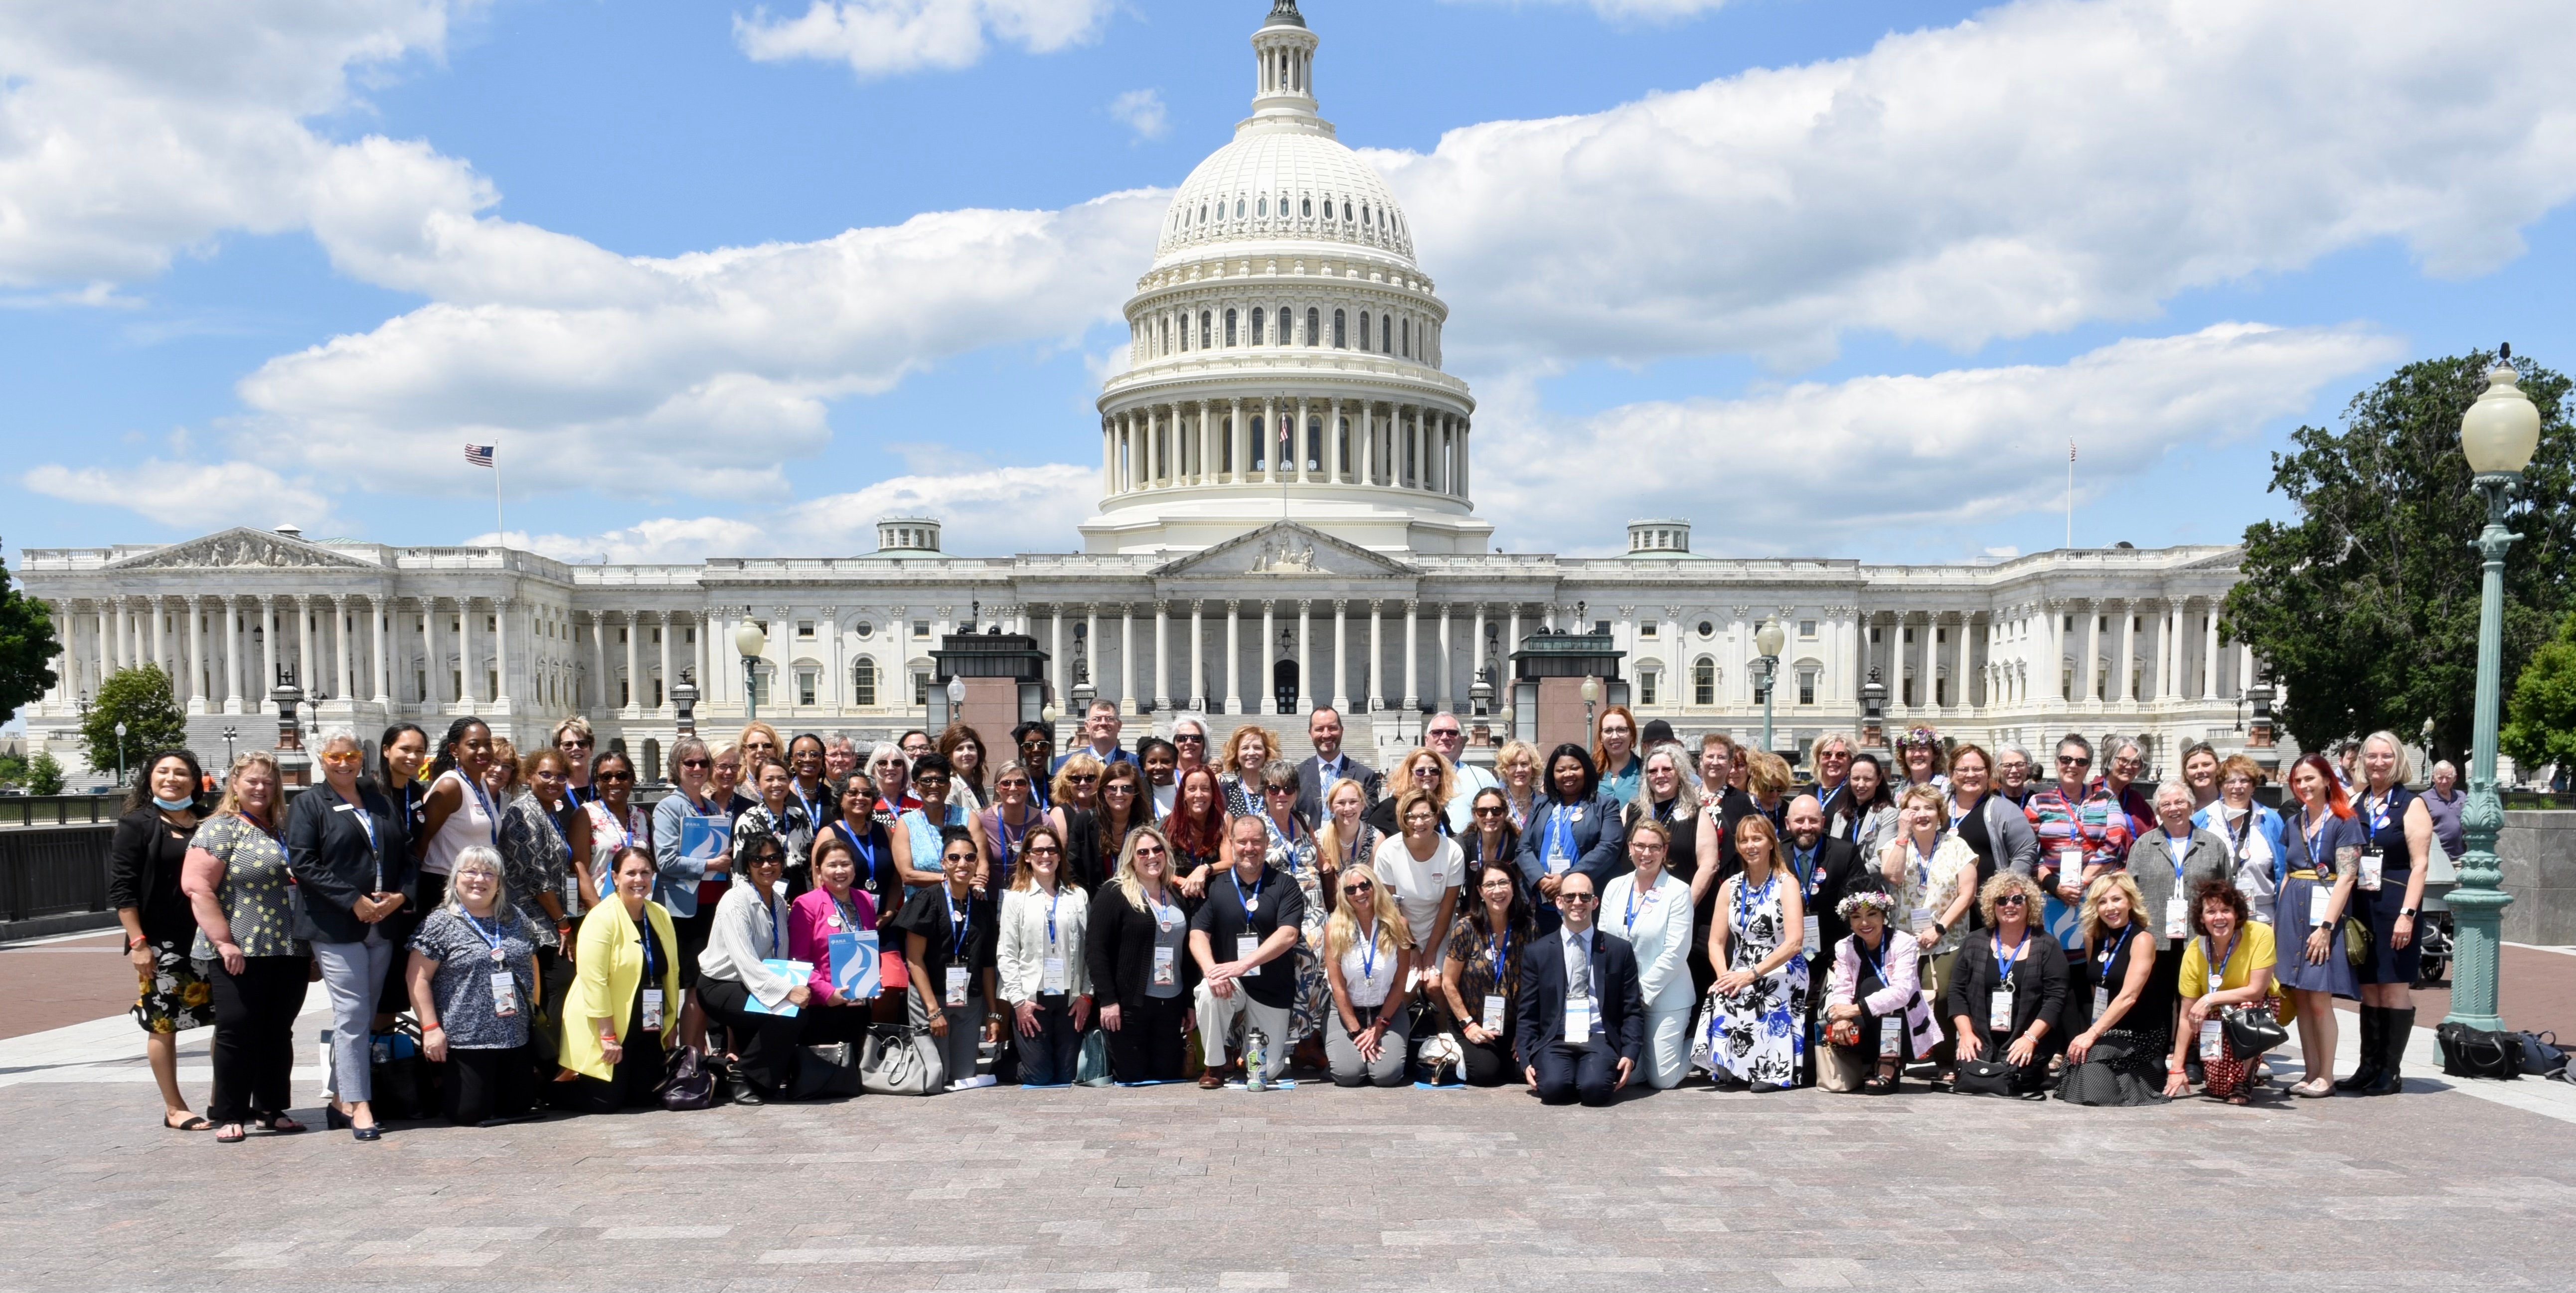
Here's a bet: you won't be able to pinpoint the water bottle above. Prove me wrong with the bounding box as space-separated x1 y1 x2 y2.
1245 1027 1269 1091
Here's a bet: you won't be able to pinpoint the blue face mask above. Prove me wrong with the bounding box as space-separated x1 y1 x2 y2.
153 795 195 811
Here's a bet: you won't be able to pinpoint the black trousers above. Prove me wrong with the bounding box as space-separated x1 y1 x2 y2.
698 976 804 1094
553 990 665 1114
799 1004 873 1046
379 873 448 1012
443 1045 536 1125
1460 1027 1518 1087
1533 1039 1618 1107
208 955 310 1123
1107 994 1189 1083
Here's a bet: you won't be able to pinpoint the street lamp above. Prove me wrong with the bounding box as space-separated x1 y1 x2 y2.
944 676 966 729
1580 677 1600 745
114 721 127 786
2447 354 2541 1032
1752 617 1787 756
733 617 768 721
221 726 239 766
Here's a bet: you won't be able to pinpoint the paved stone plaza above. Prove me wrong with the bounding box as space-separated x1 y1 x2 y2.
5 1021 2575 1293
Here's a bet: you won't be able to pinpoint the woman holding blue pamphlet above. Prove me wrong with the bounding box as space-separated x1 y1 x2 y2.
697 836 809 1103
652 736 732 1051
788 829 881 1051
999 823 1092 1085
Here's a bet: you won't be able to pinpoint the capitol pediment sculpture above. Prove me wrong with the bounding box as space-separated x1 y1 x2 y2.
1153 522 1413 580
108 527 379 572
1249 535 1320 574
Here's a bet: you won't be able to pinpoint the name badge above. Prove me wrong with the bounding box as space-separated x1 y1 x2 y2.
1041 956 1068 994
2209 963 2227 995
1563 999 1594 1040
2164 895 2188 940
2057 847 2085 876
1151 944 1177 986
1481 993 1506 1033
489 970 519 1018
1236 934 1261 963
641 988 665 1032
2198 1017 2223 1060
1988 986 2014 1033
2308 885 2333 927
1802 915 1821 959
1908 906 1932 934
2092 985 2110 1019
1878 1017 1903 1060
1546 849 1571 875
944 965 970 1007
2360 851 2385 892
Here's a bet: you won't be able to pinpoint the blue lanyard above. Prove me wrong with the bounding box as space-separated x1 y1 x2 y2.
1622 877 1650 934
1264 813 1301 866
835 822 880 877
1358 917 1381 983
1734 872 1777 934
2204 931 2239 986
1044 887 1062 947
2301 808 2328 865
1789 847 1820 896
1232 868 1263 916
462 774 500 847
761 898 781 959
2166 834 2194 882
791 783 824 831
1993 929 2029 979
946 893 973 960
1488 925 1510 980
1546 805 1576 864
465 909 507 957
1861 931 1891 981
639 921 664 983
832 892 863 932
1815 782 1844 818
2365 791 2393 834
2096 923 2135 977
994 807 1032 868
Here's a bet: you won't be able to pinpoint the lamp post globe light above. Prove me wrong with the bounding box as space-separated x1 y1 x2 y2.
2448 354 2542 1032
1753 618 1788 756
114 721 127 787
1580 676 1600 744
733 617 768 722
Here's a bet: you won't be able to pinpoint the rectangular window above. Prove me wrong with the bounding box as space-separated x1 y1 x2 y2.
1799 620 1817 639
1903 627 1915 644
1693 669 1715 708
1901 678 1916 707
853 665 877 707
1870 627 1882 644
912 670 931 706
651 678 665 707
619 678 631 707
1936 677 1951 707
1638 673 1659 706
912 620 931 639
797 620 815 639
1797 670 1817 706
1593 620 1611 636
1638 622 1658 639
797 668 818 707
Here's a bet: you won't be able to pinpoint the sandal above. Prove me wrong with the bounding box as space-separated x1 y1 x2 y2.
215 1124 246 1144
161 1112 213 1132
251 1111 306 1134
1862 1073 1899 1095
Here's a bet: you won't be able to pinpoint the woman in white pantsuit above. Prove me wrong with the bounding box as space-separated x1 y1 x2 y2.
1599 819 1697 1089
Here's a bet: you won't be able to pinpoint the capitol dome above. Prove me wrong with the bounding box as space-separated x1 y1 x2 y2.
1081 0 1487 558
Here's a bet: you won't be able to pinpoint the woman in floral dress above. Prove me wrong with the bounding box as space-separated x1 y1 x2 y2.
1702 815 1809 1092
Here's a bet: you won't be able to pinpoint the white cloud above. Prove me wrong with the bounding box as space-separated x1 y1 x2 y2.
1379 0 2576 369
1446 0 1732 20
22 458 340 534
1110 89 1168 143
1471 323 2406 556
733 0 1116 79
490 464 1097 563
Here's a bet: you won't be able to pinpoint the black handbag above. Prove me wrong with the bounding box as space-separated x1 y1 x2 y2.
2513 1030 2568 1077
657 1043 719 1109
1953 1058 2018 1097
2220 1005 2289 1057
788 1042 865 1101
2435 1021 2524 1080
368 1021 440 1121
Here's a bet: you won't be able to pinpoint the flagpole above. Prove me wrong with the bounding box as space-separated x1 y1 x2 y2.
2065 439 2075 550
493 444 506 546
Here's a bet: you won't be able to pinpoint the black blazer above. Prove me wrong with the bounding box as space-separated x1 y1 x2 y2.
1793 836 1884 957
286 783 414 945
1515 925 1646 1067
1293 754 1383 830
1085 882 1202 1007
1943 929 2070 1042
107 808 199 940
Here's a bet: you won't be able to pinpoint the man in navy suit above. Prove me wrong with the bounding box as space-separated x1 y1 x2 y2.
1515 871 1645 1106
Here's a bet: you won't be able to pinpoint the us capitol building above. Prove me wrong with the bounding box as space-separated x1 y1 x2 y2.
15 1 2256 778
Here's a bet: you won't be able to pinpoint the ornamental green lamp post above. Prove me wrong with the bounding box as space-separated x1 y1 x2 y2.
2446 353 2542 1032
1752 618 1787 756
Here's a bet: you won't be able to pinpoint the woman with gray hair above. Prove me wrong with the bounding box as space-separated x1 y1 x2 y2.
651 734 730 1052
285 727 411 1141
405 845 543 1126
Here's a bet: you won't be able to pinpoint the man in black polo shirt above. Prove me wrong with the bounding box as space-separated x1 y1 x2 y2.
1189 814 1305 1088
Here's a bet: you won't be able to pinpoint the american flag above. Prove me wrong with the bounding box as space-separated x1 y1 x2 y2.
2069 439 2077 463
465 443 495 468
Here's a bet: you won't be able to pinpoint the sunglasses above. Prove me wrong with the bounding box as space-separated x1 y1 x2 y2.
1474 805 1506 817
1027 845 1063 857
680 758 710 769
1560 893 1598 904
997 778 1031 789
560 738 595 749
1133 845 1167 858
1106 783 1136 794
1996 894 2029 907
597 772 635 783
1343 881 1374 895
1265 785 1296 795
1175 734 1206 744
2057 756 2091 767
320 751 364 765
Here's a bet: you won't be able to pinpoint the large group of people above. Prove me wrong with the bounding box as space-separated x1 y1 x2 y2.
110 697 2440 1137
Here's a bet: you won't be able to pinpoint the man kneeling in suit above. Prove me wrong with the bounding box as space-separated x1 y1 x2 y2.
1516 872 1645 1106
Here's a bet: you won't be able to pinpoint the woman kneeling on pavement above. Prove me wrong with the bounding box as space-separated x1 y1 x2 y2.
406 846 543 1127
557 846 683 1113
1322 863 1415 1087
2167 878 2280 1106
1440 860 1533 1087
696 834 811 1103
1821 890 1939 1094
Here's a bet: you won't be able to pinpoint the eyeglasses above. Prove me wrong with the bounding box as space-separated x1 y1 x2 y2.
320 751 364 766
679 758 710 769
1343 881 1374 895
1995 894 2029 908
1559 892 1598 904
1027 845 1063 857
1405 815 1437 827
1474 805 1506 817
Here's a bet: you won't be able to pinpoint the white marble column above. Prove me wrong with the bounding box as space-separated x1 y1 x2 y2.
222 598 242 714
325 594 348 702
1083 605 1100 706
494 597 514 705
2115 602 2135 704
1436 602 1452 712
1230 399 1246 483
183 595 206 713
372 598 392 705
2202 602 2221 701
1227 600 1245 715
1331 600 1350 712
1367 600 1383 712
660 611 680 713
1296 600 1312 714
1154 603 1171 710
1120 605 1137 716
620 612 640 713
1050 606 1069 713
1262 397 1279 481
1190 601 1206 711
1402 601 1419 710
1470 603 1487 708
1260 599 1276 715
455 597 477 707
149 595 167 681
2081 603 2100 704
1327 398 1344 482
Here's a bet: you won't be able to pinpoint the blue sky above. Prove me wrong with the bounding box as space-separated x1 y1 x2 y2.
5 0 2573 569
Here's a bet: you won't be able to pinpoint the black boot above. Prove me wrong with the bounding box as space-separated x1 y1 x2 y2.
2335 1006 2384 1092
2361 1007 2413 1095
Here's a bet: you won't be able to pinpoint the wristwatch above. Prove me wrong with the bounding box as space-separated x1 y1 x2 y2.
1931 921 1948 937
2399 906 2419 919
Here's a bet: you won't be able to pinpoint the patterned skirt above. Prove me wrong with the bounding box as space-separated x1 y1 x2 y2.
1705 955 1811 1086
132 937 216 1034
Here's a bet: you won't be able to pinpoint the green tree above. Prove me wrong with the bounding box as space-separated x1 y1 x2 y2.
0 751 24 787
82 665 188 784
2224 350 2576 764
0 547 60 721
2502 610 2576 780
26 751 64 796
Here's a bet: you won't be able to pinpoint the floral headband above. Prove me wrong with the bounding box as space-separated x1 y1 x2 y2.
1836 889 1898 920
1896 727 1940 749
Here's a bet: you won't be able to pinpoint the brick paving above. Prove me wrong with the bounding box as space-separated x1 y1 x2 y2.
3 1062 2572 1292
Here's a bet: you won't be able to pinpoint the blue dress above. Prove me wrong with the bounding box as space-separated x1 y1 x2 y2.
2274 807 2363 1000
2351 785 2422 986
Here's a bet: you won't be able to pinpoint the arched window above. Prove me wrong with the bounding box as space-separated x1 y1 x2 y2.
1343 200 1353 222
1250 307 1264 345
1158 316 1169 355
1235 198 1245 218
1363 204 1372 227
1307 307 1321 346
1301 197 1312 218
1249 416 1267 471
1225 308 1239 346
1221 416 1234 471
850 659 878 706
1381 315 1392 353
1306 417 1323 471
1357 310 1371 352
1200 311 1212 349
1280 305 1294 344
1258 196 1269 218
1401 317 1410 358
1693 660 1718 707
1333 309 1347 348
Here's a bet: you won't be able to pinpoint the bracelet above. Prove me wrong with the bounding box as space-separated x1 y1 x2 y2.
127 936 150 951
423 1022 443 1033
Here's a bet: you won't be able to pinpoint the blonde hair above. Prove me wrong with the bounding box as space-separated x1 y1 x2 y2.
1977 869 2045 926
737 721 782 752
1746 750 1791 800
1111 825 1176 912
211 750 284 829
1394 746 1456 810
2078 871 2147 950
1220 723 1280 774
1495 739 1541 780
2361 730 2414 787
1050 750 1104 807
1898 783 1947 818
1323 863 1412 962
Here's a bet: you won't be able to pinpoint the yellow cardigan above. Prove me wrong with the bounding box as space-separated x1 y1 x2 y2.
560 897 683 1082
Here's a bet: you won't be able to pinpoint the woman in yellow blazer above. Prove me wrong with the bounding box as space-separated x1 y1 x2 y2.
556 846 682 1114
